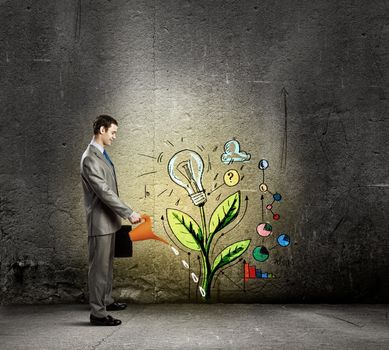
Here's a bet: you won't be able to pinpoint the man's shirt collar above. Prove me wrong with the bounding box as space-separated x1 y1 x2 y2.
90 138 104 154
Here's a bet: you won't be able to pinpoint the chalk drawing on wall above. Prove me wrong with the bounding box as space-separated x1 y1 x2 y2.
266 192 282 221
166 149 251 300
245 158 292 289
256 223 272 237
252 246 269 262
280 87 288 169
137 140 292 300
244 261 275 282
258 159 283 221
168 149 207 206
223 169 240 187
208 169 241 196
277 233 291 247
221 139 251 164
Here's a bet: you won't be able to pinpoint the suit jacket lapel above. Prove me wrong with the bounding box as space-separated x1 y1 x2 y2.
89 145 119 195
89 144 116 178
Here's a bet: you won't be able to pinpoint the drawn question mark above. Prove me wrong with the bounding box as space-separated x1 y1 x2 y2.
224 169 240 187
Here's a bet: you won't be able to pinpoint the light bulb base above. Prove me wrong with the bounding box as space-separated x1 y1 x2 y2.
190 191 207 206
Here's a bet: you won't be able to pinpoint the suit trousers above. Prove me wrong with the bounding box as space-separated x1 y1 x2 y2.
88 233 115 318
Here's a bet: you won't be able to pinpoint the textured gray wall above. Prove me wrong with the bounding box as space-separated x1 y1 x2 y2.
0 0 388 304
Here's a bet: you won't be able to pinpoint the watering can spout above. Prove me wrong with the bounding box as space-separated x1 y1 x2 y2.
129 214 168 244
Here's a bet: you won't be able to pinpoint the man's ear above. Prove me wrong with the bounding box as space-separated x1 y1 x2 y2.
99 126 105 134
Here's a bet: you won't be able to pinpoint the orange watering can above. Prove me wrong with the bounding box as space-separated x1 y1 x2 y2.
129 214 168 244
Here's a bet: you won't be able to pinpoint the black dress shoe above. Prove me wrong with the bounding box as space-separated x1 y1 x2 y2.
90 314 121 326
106 302 127 311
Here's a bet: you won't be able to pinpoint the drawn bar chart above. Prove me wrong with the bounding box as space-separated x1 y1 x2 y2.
244 262 275 282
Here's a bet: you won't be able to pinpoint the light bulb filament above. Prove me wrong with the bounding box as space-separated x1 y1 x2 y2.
177 161 200 193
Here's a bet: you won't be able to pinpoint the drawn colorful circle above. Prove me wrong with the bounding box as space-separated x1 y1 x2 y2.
259 183 268 192
253 246 269 262
273 193 282 201
266 204 272 210
258 159 269 170
273 213 280 220
256 223 272 237
223 169 240 187
277 234 290 247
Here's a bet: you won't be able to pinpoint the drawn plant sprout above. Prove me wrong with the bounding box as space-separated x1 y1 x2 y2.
167 149 251 299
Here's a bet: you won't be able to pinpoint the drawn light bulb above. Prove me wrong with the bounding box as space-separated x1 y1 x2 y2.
168 149 207 206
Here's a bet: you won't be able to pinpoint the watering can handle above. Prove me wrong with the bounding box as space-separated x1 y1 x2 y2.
139 214 151 224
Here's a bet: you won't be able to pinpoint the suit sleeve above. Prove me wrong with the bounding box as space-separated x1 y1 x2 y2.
82 155 133 219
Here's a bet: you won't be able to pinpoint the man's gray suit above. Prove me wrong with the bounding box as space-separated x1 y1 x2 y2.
80 144 133 318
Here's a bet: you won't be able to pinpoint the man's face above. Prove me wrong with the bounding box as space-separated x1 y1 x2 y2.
100 123 118 146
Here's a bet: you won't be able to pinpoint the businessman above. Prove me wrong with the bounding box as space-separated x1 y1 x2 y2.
81 115 141 326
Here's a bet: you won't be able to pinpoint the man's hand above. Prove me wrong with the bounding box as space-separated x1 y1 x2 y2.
129 212 142 224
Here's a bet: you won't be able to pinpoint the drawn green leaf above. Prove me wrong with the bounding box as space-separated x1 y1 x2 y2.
166 209 202 251
209 191 241 236
212 239 251 273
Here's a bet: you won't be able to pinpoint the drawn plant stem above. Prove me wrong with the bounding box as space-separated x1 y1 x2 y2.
199 244 212 298
167 191 250 300
198 205 211 298
199 205 208 243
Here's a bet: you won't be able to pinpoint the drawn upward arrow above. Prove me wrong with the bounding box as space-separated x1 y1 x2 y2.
261 194 264 221
280 87 288 169
213 258 243 288
161 215 187 253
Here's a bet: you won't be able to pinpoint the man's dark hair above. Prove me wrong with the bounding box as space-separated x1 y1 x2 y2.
93 115 118 134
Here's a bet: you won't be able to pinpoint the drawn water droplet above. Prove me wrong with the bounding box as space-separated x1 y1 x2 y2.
182 260 189 269
171 246 179 256
199 286 206 297
191 272 199 283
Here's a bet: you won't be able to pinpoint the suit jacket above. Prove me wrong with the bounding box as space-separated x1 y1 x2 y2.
80 144 133 236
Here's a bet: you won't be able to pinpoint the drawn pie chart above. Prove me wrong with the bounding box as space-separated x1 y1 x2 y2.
253 246 269 262
256 223 272 237
277 234 290 247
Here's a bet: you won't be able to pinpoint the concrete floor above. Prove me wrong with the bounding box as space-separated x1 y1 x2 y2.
0 304 388 350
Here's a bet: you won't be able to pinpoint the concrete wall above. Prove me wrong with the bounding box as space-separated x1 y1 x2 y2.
0 0 388 304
